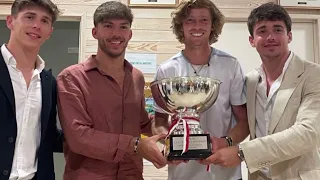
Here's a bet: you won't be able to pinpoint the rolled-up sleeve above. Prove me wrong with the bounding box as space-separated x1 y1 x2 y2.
57 71 133 163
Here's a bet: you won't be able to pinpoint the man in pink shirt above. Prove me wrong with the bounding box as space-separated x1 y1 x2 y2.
57 1 167 179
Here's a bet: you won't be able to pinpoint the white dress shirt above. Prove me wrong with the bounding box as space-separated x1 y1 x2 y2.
1 44 44 180
255 52 293 178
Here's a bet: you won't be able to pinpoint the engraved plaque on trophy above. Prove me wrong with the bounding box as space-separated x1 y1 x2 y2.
151 76 220 160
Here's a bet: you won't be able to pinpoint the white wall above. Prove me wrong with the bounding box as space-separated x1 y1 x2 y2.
215 21 315 75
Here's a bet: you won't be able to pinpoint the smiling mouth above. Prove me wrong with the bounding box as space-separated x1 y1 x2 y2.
191 33 204 37
110 41 121 44
27 33 41 38
264 44 279 47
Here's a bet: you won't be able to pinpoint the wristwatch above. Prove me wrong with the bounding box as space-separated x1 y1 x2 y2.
133 137 140 154
237 145 245 162
221 136 233 147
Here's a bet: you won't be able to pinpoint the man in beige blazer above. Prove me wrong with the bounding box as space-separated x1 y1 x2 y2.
199 2 320 180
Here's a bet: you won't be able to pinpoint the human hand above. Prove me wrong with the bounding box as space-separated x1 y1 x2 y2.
198 146 241 167
152 126 168 145
211 136 229 153
137 133 167 169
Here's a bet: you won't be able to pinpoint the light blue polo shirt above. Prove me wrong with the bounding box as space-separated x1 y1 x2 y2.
154 47 246 180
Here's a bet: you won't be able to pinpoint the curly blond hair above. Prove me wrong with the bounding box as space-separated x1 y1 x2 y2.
171 0 225 44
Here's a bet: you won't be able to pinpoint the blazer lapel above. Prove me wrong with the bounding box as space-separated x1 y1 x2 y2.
0 53 15 113
40 70 52 141
268 55 304 134
246 70 260 139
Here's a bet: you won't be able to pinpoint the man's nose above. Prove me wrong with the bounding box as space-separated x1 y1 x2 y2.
193 21 201 29
111 28 121 36
266 33 275 41
32 20 41 30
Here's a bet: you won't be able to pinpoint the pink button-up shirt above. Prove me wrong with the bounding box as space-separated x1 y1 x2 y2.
57 55 152 180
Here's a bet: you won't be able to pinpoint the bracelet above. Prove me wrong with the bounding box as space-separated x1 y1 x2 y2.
133 137 140 154
221 136 233 147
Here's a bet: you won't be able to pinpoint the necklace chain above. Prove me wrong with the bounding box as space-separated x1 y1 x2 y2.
190 64 205 76
182 50 211 76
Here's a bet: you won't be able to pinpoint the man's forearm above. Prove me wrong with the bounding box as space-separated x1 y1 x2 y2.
229 104 250 145
64 125 135 163
228 120 249 145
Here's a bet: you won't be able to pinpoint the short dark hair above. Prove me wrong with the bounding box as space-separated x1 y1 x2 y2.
171 0 224 44
93 1 133 27
11 0 60 23
247 2 292 36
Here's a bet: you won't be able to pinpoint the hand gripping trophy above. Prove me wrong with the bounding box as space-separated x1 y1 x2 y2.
151 76 220 160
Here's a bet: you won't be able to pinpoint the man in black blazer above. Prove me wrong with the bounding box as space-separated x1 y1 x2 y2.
0 0 63 180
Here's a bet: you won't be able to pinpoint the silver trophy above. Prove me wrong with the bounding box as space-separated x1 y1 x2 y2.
151 76 221 160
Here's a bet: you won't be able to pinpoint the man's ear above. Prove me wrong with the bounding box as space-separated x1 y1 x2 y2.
6 15 14 30
249 35 255 48
288 31 292 44
92 26 98 40
129 29 132 40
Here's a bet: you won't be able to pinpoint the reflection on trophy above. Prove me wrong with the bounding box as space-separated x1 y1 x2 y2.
151 76 221 160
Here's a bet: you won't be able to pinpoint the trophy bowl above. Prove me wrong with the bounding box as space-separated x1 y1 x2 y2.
151 76 221 160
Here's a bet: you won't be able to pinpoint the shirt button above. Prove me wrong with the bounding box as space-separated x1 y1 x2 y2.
8 137 14 143
3 170 8 175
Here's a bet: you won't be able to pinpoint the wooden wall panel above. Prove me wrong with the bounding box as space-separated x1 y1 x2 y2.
85 52 175 64
52 0 127 5
86 41 158 53
0 4 12 15
208 0 275 9
86 29 176 41
86 40 182 53
86 17 172 30
51 0 275 7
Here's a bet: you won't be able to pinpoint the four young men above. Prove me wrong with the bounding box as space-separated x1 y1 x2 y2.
1 0 320 180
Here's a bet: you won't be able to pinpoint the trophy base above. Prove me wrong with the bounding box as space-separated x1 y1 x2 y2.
166 134 212 161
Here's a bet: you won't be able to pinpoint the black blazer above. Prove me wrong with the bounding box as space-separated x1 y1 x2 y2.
0 53 63 180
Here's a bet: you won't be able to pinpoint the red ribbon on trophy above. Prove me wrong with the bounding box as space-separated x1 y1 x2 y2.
162 109 211 172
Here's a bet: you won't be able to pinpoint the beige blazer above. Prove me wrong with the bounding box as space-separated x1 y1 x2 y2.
241 54 320 180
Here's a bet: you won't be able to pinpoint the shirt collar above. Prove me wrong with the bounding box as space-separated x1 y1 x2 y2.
257 51 293 79
181 46 214 65
83 55 133 72
1 44 45 73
